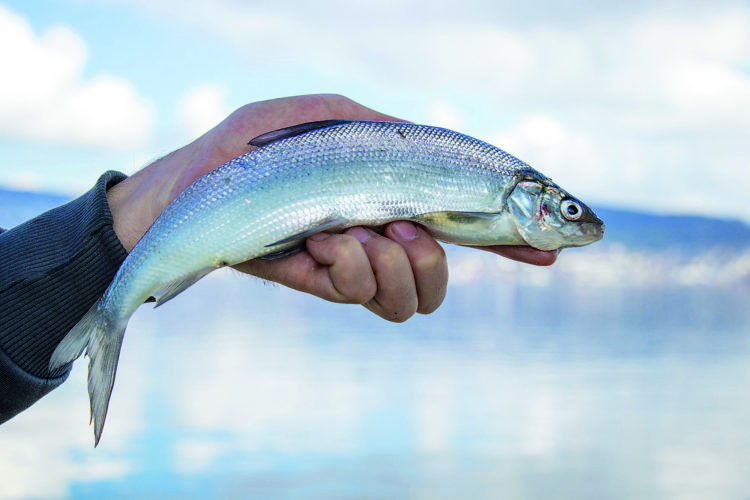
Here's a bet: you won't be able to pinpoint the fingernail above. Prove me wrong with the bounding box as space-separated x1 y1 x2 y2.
392 221 418 240
348 227 372 243
310 232 330 241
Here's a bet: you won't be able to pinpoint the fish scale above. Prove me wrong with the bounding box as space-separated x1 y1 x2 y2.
49 119 604 446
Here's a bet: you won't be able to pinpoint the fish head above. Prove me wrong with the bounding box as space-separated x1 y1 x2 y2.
507 179 605 251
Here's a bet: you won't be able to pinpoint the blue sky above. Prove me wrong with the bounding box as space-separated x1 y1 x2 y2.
1 0 748 221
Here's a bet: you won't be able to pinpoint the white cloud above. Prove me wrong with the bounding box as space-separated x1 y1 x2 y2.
33 0 750 219
4 171 43 192
628 6 750 65
661 62 750 128
426 100 465 130
487 114 605 202
0 4 153 149
174 439 225 474
178 84 231 140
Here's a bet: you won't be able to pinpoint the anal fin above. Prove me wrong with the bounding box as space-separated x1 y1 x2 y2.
152 267 216 307
259 244 306 261
264 216 347 249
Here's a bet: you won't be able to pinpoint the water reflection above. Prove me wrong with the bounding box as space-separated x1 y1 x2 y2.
1 248 749 499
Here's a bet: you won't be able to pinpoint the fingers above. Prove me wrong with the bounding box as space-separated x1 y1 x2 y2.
324 222 448 322
233 233 376 304
237 220 555 324
305 232 377 304
235 222 449 323
384 222 448 315
344 227 418 323
467 244 560 266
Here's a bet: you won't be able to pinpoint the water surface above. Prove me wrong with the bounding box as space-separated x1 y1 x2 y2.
2 246 749 500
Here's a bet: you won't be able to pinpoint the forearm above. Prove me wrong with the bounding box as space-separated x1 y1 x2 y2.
0 171 128 421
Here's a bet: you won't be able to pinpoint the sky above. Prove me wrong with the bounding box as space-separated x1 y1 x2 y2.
0 0 748 221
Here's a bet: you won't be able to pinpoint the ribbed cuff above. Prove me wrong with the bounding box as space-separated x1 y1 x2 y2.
0 171 128 381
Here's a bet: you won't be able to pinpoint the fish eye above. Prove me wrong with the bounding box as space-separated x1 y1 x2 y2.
561 199 583 221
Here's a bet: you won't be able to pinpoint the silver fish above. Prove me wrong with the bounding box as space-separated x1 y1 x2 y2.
50 120 604 445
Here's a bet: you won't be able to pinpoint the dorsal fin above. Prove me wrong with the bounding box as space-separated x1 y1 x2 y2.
248 120 351 147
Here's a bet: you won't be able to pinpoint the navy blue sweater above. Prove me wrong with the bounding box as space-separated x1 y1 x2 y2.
0 171 128 422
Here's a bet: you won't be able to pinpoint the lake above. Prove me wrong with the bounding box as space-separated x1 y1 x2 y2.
1 239 749 499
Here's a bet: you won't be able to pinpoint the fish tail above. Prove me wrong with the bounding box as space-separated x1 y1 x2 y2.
50 300 127 447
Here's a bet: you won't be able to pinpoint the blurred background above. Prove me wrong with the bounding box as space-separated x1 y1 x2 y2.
0 1 748 499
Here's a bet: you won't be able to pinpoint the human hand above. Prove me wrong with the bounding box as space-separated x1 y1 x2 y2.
106 94 557 322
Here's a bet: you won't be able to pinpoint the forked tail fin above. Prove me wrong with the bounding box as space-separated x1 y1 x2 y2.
50 301 126 447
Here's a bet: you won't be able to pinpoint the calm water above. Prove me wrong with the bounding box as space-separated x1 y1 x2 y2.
1 246 749 500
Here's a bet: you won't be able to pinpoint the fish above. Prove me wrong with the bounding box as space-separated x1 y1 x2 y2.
50 120 604 445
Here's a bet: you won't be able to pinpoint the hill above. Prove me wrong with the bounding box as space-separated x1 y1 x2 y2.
2 188 748 254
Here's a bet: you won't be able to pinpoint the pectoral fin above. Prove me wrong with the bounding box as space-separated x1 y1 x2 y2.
415 211 498 226
413 210 520 246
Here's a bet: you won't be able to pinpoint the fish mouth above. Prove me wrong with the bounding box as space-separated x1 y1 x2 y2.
577 203 605 242
590 211 605 239
581 217 605 243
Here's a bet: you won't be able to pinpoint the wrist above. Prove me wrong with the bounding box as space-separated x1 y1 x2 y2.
106 140 209 252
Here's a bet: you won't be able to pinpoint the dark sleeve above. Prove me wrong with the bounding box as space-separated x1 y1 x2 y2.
0 171 128 423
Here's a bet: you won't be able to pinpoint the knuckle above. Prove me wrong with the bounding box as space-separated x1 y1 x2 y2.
376 242 407 269
335 233 363 255
333 272 376 306
321 93 352 108
417 296 444 315
373 293 418 323
362 299 411 323
382 306 415 323
349 281 377 305
387 312 411 323
413 246 447 274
